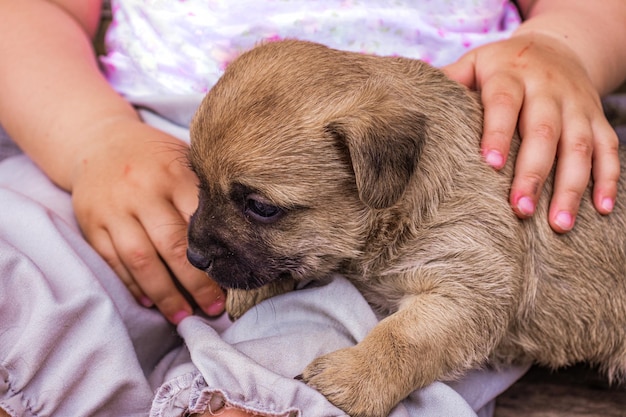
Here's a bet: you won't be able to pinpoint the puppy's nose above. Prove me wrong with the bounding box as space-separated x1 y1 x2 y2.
186 247 212 271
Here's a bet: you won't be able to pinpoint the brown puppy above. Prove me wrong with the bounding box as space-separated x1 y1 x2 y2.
186 40 626 417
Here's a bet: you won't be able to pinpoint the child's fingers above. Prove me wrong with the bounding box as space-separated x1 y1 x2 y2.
479 73 525 170
591 121 620 214
110 218 194 324
547 114 594 233
509 95 562 219
144 201 226 317
89 227 148 304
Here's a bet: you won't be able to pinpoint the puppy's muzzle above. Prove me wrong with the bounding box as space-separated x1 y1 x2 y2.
186 247 213 271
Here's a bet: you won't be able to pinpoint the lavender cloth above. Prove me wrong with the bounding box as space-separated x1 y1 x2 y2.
0 156 178 416
151 280 527 417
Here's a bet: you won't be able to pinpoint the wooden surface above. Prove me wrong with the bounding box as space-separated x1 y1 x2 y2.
495 365 626 417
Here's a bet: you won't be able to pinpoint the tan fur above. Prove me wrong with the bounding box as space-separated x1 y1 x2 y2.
226 281 296 320
186 40 626 417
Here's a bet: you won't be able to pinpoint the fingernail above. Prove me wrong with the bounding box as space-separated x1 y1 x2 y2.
139 296 154 308
205 298 225 316
554 211 574 231
172 310 191 324
601 197 614 212
516 196 535 216
483 150 504 169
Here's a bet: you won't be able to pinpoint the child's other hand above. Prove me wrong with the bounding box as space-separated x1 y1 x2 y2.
444 32 620 233
71 118 225 324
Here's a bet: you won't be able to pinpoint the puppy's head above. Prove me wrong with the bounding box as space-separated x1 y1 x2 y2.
186 40 435 290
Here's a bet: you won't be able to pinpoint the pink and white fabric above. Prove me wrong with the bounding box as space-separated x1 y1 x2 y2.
102 0 521 97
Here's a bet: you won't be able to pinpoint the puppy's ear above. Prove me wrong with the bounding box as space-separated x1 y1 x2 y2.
326 101 427 209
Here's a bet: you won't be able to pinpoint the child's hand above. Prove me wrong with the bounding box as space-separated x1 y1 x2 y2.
71 118 225 324
444 32 620 233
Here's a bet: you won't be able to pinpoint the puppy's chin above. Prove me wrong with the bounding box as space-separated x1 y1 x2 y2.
198 258 278 290
187 243 300 290
212 266 292 291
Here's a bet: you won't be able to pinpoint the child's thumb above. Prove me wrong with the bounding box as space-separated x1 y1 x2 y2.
441 53 477 90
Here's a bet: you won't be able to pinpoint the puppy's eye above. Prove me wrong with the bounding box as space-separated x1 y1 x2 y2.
245 194 284 223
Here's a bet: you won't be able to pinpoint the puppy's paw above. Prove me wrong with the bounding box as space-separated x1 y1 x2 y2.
301 347 397 417
225 279 297 320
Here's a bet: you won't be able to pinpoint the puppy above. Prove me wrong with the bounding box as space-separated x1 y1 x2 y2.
186 40 626 417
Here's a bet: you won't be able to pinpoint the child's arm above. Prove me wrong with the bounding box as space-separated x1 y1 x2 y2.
445 0 626 233
0 0 224 323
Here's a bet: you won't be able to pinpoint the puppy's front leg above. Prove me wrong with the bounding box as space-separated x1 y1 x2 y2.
300 292 504 417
